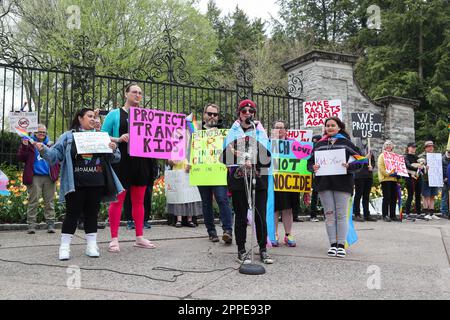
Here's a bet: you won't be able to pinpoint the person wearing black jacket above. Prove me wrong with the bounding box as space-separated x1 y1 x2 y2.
220 99 273 264
307 117 362 258
353 139 377 222
403 142 424 220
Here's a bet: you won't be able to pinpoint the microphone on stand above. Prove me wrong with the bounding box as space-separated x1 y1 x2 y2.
245 116 256 126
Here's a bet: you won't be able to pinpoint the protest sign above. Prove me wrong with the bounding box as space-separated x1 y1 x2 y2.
270 139 313 160
351 113 382 138
303 99 342 127
273 172 312 192
9 111 38 132
165 170 202 204
73 132 113 154
383 152 408 177
285 129 313 142
427 153 444 187
189 128 229 186
314 149 347 176
129 107 186 160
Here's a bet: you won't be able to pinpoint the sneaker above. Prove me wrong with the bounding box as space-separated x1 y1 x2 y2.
327 246 337 257
144 221 152 229
260 250 274 264
382 216 391 222
310 218 320 222
391 216 399 222
209 234 219 242
284 234 296 247
364 216 377 222
354 216 365 222
27 225 36 234
237 250 251 264
271 235 279 247
47 221 55 234
85 243 100 258
59 244 71 261
404 215 415 221
424 214 432 221
175 221 182 228
431 215 441 220
126 220 135 230
336 247 347 258
222 231 232 244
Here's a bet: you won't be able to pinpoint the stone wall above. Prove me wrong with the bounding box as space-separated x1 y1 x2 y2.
282 50 419 155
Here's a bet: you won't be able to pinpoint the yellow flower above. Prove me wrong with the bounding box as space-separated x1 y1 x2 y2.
7 200 12 205
39 198 44 203
23 200 28 205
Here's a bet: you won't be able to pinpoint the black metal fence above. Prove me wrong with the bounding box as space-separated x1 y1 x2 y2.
0 32 304 165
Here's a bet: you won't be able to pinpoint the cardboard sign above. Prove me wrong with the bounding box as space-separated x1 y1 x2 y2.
270 140 313 160
383 152 408 177
165 170 202 204
303 99 342 127
285 129 313 142
73 132 113 154
273 172 312 192
9 111 38 132
314 149 347 176
351 113 382 138
189 129 229 186
129 107 186 160
427 153 444 187
272 157 309 174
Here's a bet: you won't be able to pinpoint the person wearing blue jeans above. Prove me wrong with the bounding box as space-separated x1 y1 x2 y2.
198 103 234 243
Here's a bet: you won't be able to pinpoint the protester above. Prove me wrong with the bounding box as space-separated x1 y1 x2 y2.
271 120 296 247
307 117 362 258
197 103 234 244
403 142 424 220
353 139 377 222
166 159 202 227
377 140 400 222
17 124 60 234
309 134 322 222
220 99 273 264
36 108 122 260
419 141 440 220
441 148 450 219
102 83 158 252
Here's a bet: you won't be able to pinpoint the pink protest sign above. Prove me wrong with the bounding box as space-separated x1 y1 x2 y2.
129 107 186 160
383 152 409 177
303 99 342 127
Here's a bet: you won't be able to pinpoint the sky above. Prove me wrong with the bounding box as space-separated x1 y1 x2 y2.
195 0 280 24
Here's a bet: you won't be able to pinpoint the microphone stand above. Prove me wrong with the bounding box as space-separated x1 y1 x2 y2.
239 119 266 275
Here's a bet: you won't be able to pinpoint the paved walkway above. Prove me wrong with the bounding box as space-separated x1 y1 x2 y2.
0 218 449 300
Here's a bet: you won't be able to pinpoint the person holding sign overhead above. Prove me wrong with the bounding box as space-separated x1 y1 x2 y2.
307 117 362 258
102 83 158 252
36 108 122 260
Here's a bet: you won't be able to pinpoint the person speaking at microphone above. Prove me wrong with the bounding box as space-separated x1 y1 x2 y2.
220 99 273 265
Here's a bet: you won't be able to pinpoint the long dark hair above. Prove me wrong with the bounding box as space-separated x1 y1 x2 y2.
323 116 350 138
70 108 94 130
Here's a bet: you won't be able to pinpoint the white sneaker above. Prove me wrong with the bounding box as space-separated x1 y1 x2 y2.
59 244 71 261
424 214 432 220
85 243 100 258
311 218 320 222
327 247 337 257
431 215 441 220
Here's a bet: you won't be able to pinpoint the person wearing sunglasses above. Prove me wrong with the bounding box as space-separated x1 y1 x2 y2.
198 103 234 244
17 124 60 234
220 99 273 265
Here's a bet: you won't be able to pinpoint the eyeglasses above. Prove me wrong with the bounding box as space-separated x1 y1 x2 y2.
240 108 256 114
36 131 47 134
205 112 218 117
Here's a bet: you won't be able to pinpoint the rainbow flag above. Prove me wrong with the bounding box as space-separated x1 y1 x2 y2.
186 113 198 133
345 197 358 248
352 154 369 164
397 183 403 221
15 127 32 140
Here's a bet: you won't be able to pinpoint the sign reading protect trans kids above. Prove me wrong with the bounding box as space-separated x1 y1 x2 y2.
303 99 342 127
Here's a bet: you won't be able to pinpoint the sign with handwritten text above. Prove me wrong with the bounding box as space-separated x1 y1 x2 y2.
303 99 342 127
129 107 186 160
73 132 112 154
314 149 347 176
